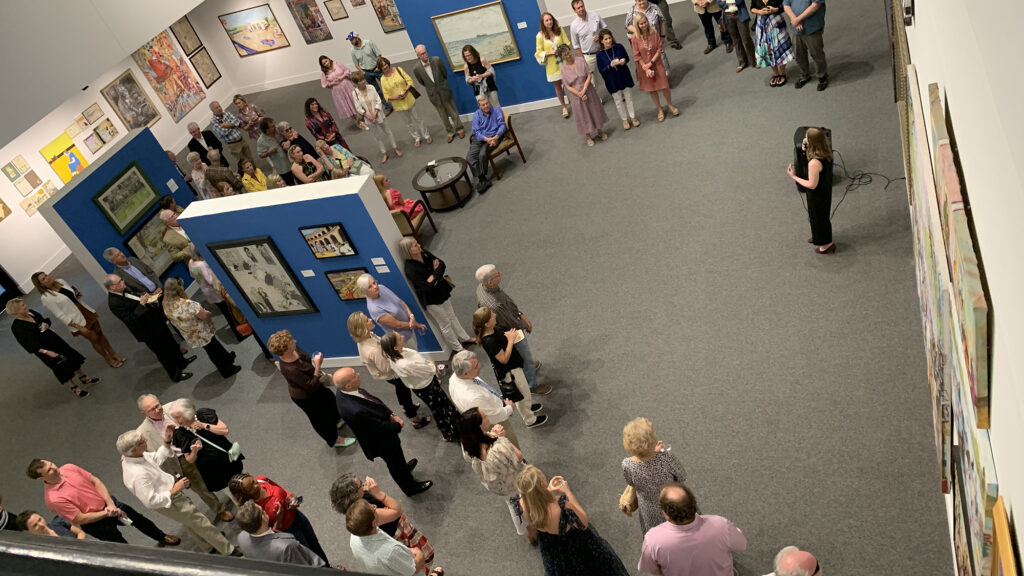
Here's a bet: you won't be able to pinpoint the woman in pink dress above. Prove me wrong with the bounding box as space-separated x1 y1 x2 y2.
556 44 608 147
319 55 359 127
631 12 678 122
374 174 424 220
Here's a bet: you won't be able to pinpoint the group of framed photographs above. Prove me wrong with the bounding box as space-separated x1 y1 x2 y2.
207 223 365 319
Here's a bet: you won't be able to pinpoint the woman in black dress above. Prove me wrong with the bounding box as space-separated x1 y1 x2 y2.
787 127 835 254
288 144 326 184
7 297 99 398
399 237 475 354
462 45 500 108
472 307 545 429
517 465 629 576
169 399 244 496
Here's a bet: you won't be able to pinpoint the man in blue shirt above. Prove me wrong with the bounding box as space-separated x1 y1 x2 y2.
783 0 828 91
466 94 506 194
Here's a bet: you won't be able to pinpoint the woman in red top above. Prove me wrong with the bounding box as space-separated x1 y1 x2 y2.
228 473 329 565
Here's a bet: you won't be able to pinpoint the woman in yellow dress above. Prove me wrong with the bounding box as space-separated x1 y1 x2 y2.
535 12 571 119
377 56 431 147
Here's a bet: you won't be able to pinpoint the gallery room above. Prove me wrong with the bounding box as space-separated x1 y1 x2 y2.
0 0 1021 575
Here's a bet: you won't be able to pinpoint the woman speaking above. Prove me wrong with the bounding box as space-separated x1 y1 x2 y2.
788 127 834 254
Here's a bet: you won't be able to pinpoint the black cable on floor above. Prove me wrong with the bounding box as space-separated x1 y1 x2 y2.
829 148 906 219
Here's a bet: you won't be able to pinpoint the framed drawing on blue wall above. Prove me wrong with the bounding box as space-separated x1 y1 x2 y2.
208 236 318 318
93 162 160 234
432 1 520 72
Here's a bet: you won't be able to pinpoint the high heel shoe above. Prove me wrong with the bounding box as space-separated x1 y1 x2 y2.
815 244 836 254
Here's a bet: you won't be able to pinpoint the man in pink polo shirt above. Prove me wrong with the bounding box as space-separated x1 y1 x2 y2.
26 459 179 546
638 483 747 576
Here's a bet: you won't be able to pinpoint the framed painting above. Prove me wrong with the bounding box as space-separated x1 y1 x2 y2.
170 15 203 56
12 155 30 174
93 163 160 234
286 0 333 44
324 0 348 20
432 1 520 71
991 497 1019 576
0 197 11 223
326 268 367 301
40 134 88 184
101 69 161 129
350 0 366 6
83 102 104 124
219 4 291 57
23 170 41 189
299 223 356 259
84 133 104 154
207 237 318 318
95 118 119 144
370 0 403 33
2 162 19 182
14 178 33 196
125 210 175 278
65 119 84 138
189 47 222 88
42 181 59 197
20 188 49 217
132 30 206 122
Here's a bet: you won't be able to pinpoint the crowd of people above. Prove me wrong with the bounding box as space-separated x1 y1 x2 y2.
4 1 833 574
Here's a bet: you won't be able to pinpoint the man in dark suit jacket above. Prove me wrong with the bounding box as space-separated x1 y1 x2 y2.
186 122 228 167
333 368 432 496
105 274 194 382
412 45 465 143
102 247 160 295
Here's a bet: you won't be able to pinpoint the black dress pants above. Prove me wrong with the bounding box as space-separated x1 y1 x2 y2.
387 378 419 418
79 496 166 543
467 136 494 183
378 439 417 495
203 336 236 376
293 387 342 447
807 185 833 245
142 328 187 379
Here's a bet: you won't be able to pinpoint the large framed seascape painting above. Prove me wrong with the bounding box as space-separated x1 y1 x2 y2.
219 4 291 57
208 237 317 318
432 1 519 72
299 223 356 259
370 0 404 33
170 15 203 56
125 210 175 278
101 70 161 129
93 163 160 234
132 31 206 122
285 0 333 44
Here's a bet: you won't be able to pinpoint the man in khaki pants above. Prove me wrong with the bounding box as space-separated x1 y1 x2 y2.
118 429 240 555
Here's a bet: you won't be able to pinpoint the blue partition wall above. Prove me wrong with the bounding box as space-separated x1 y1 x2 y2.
178 193 441 359
396 0 549 112
51 129 194 282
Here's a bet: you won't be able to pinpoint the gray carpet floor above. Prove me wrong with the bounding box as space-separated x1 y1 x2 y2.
0 3 952 575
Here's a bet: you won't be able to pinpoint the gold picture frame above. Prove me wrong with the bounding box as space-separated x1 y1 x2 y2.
992 497 1019 576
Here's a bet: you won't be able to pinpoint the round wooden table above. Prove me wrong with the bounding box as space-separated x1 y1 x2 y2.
411 157 473 212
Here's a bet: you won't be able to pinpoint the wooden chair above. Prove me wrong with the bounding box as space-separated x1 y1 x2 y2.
487 111 526 180
381 187 437 242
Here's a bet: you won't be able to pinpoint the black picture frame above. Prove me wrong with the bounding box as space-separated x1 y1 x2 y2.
93 162 160 234
207 236 318 318
170 15 203 56
298 222 356 259
325 268 368 301
189 47 222 88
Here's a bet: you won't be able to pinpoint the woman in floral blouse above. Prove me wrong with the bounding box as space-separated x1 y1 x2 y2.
459 407 530 538
161 277 240 378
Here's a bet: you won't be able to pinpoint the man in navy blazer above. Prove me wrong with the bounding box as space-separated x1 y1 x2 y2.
333 368 432 496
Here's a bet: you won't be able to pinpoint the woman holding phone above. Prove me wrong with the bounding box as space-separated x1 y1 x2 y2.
472 307 545 429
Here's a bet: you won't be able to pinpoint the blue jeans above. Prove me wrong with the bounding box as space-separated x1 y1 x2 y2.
362 69 393 113
514 337 538 390
698 10 732 47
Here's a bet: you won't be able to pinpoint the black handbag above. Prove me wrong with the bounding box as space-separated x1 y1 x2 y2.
498 373 525 402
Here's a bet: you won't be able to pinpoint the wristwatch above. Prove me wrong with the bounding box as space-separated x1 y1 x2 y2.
205 424 211 430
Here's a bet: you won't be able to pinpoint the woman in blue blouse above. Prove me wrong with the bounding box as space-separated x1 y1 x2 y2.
595 30 639 130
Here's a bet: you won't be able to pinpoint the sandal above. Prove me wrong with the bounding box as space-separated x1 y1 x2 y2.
598 130 608 141
562 107 569 118
412 416 431 429
69 385 89 398
631 117 641 127
623 120 631 130
776 75 787 87
667 105 679 117
769 75 780 87
381 153 389 164
657 109 665 122
79 376 101 385
586 136 595 147
394 149 403 157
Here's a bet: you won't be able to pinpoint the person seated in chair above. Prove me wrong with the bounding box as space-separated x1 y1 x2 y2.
466 94 506 194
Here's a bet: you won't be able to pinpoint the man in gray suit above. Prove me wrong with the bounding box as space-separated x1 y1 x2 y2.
412 45 465 143
102 247 160 295
235 501 327 567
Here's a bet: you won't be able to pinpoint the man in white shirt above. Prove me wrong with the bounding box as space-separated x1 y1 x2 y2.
235 501 326 567
569 0 608 79
348 499 440 576
135 394 234 522
449 351 534 448
116 429 238 555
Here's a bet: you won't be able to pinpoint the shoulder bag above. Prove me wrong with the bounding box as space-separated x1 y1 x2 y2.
196 431 243 462
498 372 525 403
619 485 638 516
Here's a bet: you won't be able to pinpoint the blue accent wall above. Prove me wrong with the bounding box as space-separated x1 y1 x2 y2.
51 129 194 283
178 192 441 359
396 0 549 113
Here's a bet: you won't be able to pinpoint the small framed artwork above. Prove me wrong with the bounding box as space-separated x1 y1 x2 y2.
101 69 161 129
189 47 222 88
83 103 104 124
95 119 119 143
208 236 318 318
370 0 403 33
42 181 59 197
93 162 160 234
14 178 33 196
65 120 84 138
125 209 175 278
170 15 203 56
285 0 333 44
12 155 30 174
219 4 291 57
2 162 19 182
299 223 356 259
23 170 42 189
0 197 12 223
324 0 349 20
326 268 367 300
350 0 366 6
84 132 105 154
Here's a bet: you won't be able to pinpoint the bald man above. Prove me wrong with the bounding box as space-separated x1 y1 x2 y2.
638 483 747 576
333 368 433 496
412 44 465 142
770 546 822 576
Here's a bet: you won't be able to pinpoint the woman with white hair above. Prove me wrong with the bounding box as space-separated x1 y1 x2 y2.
380 331 460 442
399 237 475 354
621 417 686 535
186 151 217 199
161 277 241 379
169 398 244 508
7 297 98 398
357 273 426 350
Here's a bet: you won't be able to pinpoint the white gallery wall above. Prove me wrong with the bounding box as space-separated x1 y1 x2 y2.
906 0 1024 547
